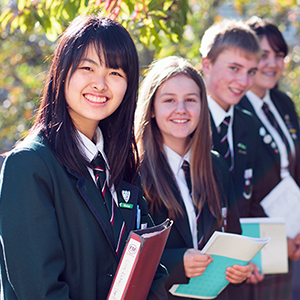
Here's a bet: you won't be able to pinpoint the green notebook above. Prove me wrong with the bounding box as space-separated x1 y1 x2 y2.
169 231 269 299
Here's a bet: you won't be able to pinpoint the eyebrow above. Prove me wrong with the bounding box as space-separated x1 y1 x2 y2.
160 92 200 97
80 58 99 65
228 62 244 67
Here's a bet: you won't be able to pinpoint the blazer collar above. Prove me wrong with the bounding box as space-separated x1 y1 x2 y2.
162 157 194 248
67 167 139 255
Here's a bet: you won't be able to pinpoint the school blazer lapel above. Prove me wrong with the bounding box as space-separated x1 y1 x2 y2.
201 203 215 245
116 181 138 234
271 90 300 176
210 115 223 151
68 168 116 252
239 96 280 165
232 109 249 177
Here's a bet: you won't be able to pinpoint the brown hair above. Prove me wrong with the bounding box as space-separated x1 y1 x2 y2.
135 56 222 222
200 19 261 63
246 16 288 57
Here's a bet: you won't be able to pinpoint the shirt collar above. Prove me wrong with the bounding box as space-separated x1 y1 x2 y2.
77 127 104 163
208 95 234 128
246 89 271 111
163 144 191 176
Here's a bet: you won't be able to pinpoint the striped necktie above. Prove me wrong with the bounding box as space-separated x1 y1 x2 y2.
219 116 233 172
181 160 203 249
181 160 192 196
93 153 125 256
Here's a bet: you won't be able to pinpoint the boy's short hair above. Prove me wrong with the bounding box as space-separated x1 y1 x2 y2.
200 19 261 63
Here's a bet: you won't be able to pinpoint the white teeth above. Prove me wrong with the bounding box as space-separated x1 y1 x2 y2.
263 73 276 77
85 94 107 103
230 88 242 94
173 119 187 123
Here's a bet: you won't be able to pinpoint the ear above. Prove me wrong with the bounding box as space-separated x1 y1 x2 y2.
201 57 212 77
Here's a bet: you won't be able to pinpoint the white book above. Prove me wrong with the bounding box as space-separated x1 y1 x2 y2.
240 217 288 274
260 175 300 239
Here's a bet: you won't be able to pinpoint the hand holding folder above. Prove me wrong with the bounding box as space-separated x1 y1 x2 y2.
107 218 173 300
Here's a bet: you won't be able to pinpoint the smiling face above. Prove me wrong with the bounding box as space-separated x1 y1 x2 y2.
65 46 128 139
202 48 259 111
152 74 201 156
251 36 285 98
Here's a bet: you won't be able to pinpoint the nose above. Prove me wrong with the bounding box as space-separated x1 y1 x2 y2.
175 100 187 113
92 76 107 91
237 72 249 87
268 55 277 67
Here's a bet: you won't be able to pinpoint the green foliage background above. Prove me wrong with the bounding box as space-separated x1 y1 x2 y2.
0 0 299 153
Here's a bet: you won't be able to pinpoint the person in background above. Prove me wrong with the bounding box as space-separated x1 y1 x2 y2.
237 16 300 300
0 14 167 300
135 55 254 300
199 19 267 297
200 18 264 219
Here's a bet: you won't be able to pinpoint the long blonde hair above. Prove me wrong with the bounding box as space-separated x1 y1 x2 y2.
135 56 222 222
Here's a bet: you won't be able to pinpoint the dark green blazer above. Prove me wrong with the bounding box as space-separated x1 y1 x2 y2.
0 134 167 300
149 151 241 300
238 88 300 212
210 106 266 217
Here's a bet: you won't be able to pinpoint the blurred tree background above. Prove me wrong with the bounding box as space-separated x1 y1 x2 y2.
0 0 299 155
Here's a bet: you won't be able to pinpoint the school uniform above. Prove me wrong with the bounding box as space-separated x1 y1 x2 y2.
239 89 300 194
0 130 168 300
234 88 300 300
208 96 265 218
149 146 241 300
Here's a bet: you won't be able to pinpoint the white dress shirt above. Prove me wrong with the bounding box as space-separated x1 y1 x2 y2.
77 127 119 204
164 144 198 249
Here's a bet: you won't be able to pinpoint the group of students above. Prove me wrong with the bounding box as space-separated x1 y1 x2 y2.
0 12 299 300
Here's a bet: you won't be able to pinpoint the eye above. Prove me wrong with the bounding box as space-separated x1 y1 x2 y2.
229 66 238 72
276 52 284 59
248 70 257 76
110 71 122 76
261 53 268 59
164 98 174 103
81 66 93 71
186 98 196 102
110 69 126 79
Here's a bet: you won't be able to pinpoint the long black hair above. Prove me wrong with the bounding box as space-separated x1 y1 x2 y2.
30 14 140 188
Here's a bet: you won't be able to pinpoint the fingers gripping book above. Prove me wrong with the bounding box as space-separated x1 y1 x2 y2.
169 231 270 299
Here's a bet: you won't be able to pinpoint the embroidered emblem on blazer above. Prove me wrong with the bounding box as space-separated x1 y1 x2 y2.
121 190 130 202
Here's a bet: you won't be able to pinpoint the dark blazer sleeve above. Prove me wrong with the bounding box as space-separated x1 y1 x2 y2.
0 148 72 300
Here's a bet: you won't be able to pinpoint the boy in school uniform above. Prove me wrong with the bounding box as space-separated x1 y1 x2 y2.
200 19 265 220
200 21 269 298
